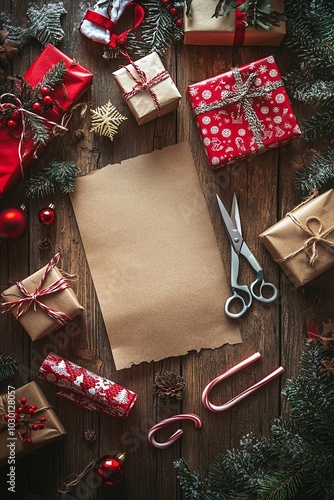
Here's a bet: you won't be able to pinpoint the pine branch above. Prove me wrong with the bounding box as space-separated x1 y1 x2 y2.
42 60 67 89
303 109 334 142
25 159 81 198
0 352 18 381
1 3 67 47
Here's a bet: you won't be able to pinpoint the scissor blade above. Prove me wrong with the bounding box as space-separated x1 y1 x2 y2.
216 194 243 254
231 193 242 236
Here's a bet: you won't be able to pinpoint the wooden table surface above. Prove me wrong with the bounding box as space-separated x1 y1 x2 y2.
1 1 334 499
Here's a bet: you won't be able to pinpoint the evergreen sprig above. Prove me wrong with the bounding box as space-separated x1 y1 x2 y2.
0 352 18 381
25 159 81 198
175 340 334 500
294 149 334 195
1 2 67 47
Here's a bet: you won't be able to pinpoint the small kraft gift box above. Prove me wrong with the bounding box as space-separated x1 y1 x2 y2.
184 0 285 46
0 44 93 197
0 381 66 468
187 55 301 170
259 190 334 287
1 253 84 341
113 51 181 125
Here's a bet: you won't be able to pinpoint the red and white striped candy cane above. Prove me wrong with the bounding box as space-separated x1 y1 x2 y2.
148 413 202 450
202 352 284 412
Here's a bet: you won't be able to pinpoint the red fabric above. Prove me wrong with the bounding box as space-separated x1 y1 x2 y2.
233 0 247 46
39 353 138 420
0 44 93 198
187 56 301 170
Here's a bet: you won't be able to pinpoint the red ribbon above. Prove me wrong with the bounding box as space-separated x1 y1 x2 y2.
1 253 73 326
83 2 145 49
233 0 247 46
120 51 170 114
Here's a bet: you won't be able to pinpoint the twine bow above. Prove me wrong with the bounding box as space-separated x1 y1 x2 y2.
0 93 68 178
120 51 170 114
193 67 283 150
83 2 145 49
276 214 334 267
1 252 73 326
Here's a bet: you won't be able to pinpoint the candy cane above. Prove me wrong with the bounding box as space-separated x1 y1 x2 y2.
148 414 202 450
202 352 284 412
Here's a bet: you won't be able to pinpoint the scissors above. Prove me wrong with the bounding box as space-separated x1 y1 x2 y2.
216 193 278 319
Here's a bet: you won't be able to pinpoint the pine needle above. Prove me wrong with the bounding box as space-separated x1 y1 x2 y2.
25 159 81 198
0 352 18 381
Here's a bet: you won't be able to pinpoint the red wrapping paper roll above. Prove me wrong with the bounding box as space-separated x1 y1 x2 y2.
38 353 137 420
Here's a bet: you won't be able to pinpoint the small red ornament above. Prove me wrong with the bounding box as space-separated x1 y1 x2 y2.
94 453 126 487
38 204 55 226
32 101 43 113
0 206 29 240
7 119 18 128
42 95 53 106
170 6 178 15
11 109 21 120
175 17 183 26
40 86 50 96
21 398 27 404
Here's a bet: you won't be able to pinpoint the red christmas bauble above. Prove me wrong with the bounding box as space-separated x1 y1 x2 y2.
42 95 53 106
38 204 55 226
7 119 18 128
0 207 29 240
94 453 125 487
32 101 43 113
40 86 50 96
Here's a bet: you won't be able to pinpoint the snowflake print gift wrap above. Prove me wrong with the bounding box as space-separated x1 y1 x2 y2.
39 353 137 420
187 56 301 170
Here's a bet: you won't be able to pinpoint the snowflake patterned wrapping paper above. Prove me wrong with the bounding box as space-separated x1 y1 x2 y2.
0 381 66 468
0 44 93 197
187 56 301 170
113 51 181 125
260 190 334 288
38 353 138 420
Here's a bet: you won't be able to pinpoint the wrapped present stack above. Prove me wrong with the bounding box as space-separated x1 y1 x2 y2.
187 55 301 170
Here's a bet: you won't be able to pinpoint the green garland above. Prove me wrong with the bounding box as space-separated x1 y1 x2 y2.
176 328 334 499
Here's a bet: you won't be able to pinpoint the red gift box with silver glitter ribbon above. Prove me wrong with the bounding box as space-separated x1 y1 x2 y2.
187 55 301 170
39 353 137 420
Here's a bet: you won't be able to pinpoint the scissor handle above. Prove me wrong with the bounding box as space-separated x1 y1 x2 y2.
250 271 278 303
225 285 252 319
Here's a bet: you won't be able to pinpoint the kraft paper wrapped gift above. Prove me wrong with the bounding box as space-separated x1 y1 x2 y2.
259 190 334 287
112 51 181 125
184 0 285 46
1 253 84 341
0 381 66 468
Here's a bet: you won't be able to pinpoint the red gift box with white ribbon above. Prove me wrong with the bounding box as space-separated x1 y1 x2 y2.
187 56 301 170
0 44 93 197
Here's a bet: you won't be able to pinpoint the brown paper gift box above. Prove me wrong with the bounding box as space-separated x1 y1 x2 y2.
184 0 285 46
259 190 334 288
1 258 84 341
113 51 181 125
0 381 66 467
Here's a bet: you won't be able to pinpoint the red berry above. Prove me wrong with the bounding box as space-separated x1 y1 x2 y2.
161 0 169 4
14 412 19 420
166 4 172 11
42 95 53 106
11 109 21 120
38 424 44 430
170 7 178 15
25 438 32 444
39 417 46 422
17 407 24 413
21 398 27 404
31 405 38 411
21 431 27 437
32 102 43 113
175 18 183 26
4 414 9 421
32 424 39 430
28 408 35 414
7 119 17 128
40 86 50 96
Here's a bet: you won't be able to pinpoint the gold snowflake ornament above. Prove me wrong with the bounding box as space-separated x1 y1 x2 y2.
90 100 127 141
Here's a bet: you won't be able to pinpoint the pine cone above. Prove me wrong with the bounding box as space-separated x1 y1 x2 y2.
154 371 185 401
0 30 20 66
